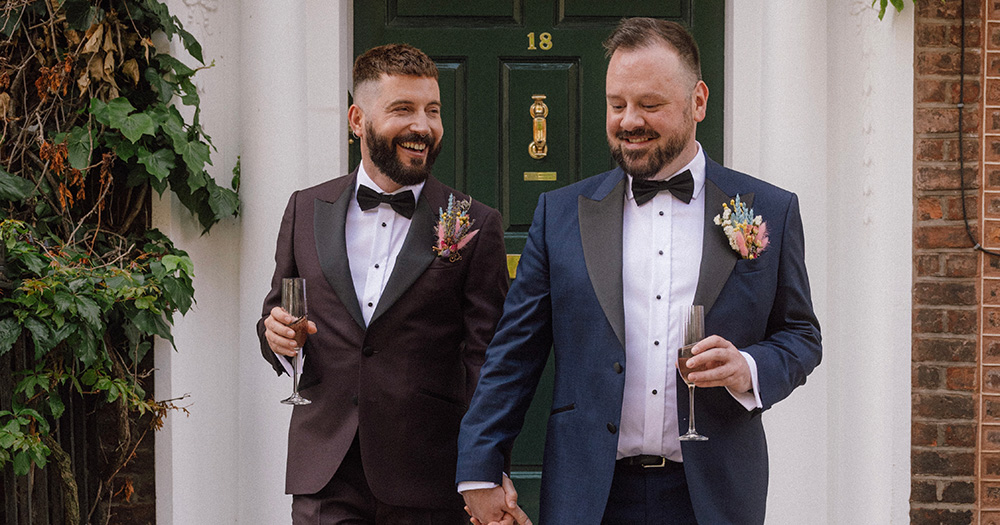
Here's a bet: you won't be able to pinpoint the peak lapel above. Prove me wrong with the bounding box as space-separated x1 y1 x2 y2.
694 176 753 313
314 176 365 329
579 173 627 349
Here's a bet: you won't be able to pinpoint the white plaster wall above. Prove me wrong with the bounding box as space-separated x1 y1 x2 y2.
152 1 912 523
728 2 912 524
153 0 243 523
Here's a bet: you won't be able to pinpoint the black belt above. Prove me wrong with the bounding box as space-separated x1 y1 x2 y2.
617 455 681 469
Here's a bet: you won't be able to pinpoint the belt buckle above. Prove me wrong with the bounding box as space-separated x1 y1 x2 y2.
642 456 666 469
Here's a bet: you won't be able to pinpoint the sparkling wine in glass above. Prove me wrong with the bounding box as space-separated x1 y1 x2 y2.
678 304 707 441
281 278 311 405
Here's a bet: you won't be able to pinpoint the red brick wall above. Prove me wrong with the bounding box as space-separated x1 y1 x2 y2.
913 0 983 522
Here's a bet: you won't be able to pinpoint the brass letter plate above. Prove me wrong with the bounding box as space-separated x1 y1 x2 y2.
524 171 557 182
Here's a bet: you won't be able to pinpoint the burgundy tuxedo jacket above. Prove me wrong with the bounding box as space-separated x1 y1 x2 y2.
258 171 508 508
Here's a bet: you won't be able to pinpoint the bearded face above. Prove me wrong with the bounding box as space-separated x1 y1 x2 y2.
365 120 442 186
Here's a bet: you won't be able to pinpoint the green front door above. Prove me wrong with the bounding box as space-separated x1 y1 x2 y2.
354 1 724 518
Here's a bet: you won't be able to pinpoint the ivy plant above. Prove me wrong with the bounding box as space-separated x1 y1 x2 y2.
0 0 237 521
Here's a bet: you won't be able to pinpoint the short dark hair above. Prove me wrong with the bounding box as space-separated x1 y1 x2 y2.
352 43 439 94
602 17 701 82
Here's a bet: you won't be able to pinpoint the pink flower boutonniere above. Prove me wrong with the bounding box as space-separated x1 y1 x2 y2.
713 195 769 259
432 194 479 262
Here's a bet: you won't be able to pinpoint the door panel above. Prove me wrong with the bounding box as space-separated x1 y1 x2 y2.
501 60 580 231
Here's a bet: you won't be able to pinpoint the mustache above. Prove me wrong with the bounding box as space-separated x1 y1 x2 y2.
393 132 434 147
616 129 661 141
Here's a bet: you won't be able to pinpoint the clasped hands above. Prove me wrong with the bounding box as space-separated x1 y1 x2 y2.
463 473 533 525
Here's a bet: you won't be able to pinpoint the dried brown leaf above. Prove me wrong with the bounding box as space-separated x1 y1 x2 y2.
87 53 104 82
82 23 103 55
76 70 90 94
102 51 114 79
0 92 10 119
122 59 139 85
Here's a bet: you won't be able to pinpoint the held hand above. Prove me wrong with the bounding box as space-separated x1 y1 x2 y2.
463 474 532 525
263 306 317 358
685 335 752 393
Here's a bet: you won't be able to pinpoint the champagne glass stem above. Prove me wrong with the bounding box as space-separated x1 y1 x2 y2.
687 384 697 435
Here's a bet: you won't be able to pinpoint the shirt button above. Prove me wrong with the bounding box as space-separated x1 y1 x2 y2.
656 295 662 300
382 222 387 227
367 302 373 307
658 250 664 255
659 211 664 216
652 389 658 395
374 263 380 269
654 340 659 346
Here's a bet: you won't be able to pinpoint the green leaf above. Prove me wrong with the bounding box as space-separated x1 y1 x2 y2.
155 54 195 77
185 169 208 193
208 184 239 219
81 368 97 386
75 296 102 330
133 310 174 347
163 276 193 314
889 0 905 11
104 274 128 291
0 318 20 356
176 140 211 171
74 329 99 367
1 7 23 38
62 0 98 31
91 98 136 129
54 290 75 313
145 67 175 105
0 167 36 201
65 126 95 171
13 451 30 475
120 113 157 143
177 27 205 64
137 148 176 182
134 296 154 310
48 395 65 419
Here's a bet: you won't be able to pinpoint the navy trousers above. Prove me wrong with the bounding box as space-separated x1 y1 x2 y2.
601 458 698 525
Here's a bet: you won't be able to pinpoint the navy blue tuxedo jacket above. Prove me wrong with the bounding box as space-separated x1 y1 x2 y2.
456 157 822 524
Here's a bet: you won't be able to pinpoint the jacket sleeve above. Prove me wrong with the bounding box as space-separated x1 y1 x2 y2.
257 191 300 376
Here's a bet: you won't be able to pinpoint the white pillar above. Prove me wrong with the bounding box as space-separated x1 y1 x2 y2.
727 1 912 523
154 0 243 523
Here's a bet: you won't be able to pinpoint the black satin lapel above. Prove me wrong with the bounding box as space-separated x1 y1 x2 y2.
315 191 365 329
579 179 626 349
370 196 436 324
694 182 744 313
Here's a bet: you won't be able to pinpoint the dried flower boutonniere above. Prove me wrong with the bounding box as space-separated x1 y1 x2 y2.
713 195 769 259
432 194 479 262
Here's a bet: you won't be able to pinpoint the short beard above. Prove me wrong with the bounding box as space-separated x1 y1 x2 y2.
365 121 442 187
607 107 693 181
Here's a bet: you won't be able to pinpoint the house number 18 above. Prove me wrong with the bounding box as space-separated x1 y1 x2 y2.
527 32 553 50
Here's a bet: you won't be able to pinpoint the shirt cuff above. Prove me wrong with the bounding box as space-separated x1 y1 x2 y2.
726 351 763 411
277 353 304 377
457 481 499 493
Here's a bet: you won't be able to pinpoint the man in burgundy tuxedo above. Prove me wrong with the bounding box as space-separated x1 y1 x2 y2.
258 44 510 524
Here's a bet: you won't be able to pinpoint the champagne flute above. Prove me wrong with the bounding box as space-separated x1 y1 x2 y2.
677 304 708 441
280 278 311 405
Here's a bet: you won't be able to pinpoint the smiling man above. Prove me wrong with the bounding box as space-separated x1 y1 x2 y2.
458 18 822 525
258 44 512 524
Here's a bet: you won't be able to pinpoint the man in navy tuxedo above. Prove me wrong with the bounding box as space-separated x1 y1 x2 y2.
458 18 822 525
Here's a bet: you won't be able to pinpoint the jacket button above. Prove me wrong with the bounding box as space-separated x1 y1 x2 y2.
351 395 359 406
362 346 374 357
607 423 617 434
613 362 623 374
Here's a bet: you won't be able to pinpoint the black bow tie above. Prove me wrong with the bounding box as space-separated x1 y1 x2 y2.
631 170 694 206
356 185 416 219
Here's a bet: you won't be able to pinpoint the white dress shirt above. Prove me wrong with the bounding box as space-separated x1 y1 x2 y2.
618 144 761 462
278 164 424 376
346 164 424 326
